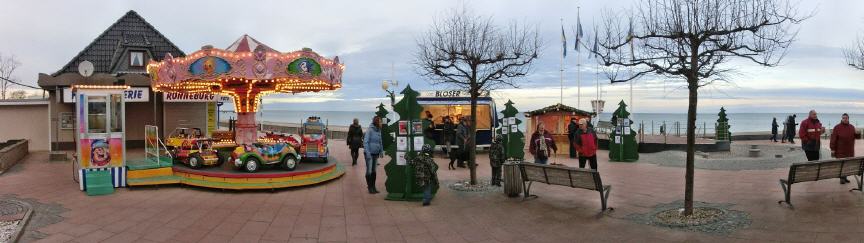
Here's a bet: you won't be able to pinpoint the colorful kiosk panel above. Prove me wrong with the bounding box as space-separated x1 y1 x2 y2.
74 85 129 195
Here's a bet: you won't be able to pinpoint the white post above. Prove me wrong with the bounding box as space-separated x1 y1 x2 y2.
576 8 581 110
560 18 565 105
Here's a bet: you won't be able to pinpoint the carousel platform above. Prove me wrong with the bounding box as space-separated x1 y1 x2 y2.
126 157 344 190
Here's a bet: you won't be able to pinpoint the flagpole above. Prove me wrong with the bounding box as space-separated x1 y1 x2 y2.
560 18 564 105
576 7 581 110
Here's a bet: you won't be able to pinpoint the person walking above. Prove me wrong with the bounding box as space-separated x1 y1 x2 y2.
489 135 505 186
454 117 471 168
363 116 384 194
567 117 578 159
573 118 599 169
347 118 364 166
830 113 855 184
771 117 779 142
442 116 454 158
786 114 798 144
799 110 824 162
529 121 557 164
409 144 439 206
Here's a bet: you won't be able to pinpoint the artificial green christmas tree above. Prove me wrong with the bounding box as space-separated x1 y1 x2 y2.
609 100 639 162
384 85 438 201
497 100 525 161
715 107 731 142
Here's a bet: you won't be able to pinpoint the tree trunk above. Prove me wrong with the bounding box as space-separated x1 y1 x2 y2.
683 78 698 216
468 92 478 185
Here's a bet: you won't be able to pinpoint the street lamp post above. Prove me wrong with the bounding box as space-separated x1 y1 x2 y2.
381 79 399 122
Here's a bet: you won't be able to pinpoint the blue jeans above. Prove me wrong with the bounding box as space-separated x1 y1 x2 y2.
422 184 433 204
534 156 548 164
365 153 379 175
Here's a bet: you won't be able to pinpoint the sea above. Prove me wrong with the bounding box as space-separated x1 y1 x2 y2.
219 110 862 133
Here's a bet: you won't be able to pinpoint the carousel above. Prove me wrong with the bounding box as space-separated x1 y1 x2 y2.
129 35 345 190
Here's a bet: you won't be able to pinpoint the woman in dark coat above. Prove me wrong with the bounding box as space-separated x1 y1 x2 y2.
347 118 364 166
771 118 779 142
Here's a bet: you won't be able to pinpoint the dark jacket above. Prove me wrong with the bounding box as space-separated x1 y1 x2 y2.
567 121 578 142
489 141 505 167
347 124 364 149
771 119 778 134
830 123 856 158
423 118 435 139
408 152 438 187
442 121 455 141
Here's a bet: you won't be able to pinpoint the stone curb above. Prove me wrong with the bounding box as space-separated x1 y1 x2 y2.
2 199 33 243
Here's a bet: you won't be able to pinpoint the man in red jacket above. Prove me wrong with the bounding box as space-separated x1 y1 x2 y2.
830 113 855 184
573 118 599 170
799 110 825 161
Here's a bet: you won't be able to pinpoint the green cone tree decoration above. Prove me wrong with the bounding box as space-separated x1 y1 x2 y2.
609 100 639 162
715 107 731 141
384 85 437 201
497 100 525 160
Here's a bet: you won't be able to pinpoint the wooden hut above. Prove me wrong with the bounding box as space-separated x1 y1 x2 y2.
524 103 594 155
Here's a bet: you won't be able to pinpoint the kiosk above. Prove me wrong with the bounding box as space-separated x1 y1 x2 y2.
73 85 129 195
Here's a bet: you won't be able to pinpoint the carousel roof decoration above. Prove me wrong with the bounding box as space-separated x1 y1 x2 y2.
147 35 344 113
524 103 595 117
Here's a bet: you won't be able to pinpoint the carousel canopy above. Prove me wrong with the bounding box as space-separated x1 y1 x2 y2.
524 103 594 117
147 35 344 113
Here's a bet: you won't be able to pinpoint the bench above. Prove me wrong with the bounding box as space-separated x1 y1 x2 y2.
778 157 864 208
518 162 613 211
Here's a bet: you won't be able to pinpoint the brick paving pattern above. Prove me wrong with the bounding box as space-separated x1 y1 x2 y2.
0 139 862 242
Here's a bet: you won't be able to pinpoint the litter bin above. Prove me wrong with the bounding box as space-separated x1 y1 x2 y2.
503 160 523 197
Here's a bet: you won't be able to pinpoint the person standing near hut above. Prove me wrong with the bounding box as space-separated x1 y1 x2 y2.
347 118 364 166
409 144 439 206
830 113 855 184
798 110 824 161
442 116 454 158
363 116 384 194
529 121 557 164
454 117 471 168
489 135 505 186
423 111 436 140
567 117 578 159
573 118 599 169
771 118 779 143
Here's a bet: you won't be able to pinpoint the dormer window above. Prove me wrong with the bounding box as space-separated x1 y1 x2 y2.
130 51 144 67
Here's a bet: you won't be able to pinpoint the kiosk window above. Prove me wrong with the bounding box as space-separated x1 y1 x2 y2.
110 94 123 132
87 96 107 133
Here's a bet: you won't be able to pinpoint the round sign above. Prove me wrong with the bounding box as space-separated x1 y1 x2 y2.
78 60 94 77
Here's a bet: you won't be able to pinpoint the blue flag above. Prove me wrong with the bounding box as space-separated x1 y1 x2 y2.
574 14 583 52
561 24 567 58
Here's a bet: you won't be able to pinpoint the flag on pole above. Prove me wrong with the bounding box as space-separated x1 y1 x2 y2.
591 33 599 59
561 23 567 58
574 13 583 52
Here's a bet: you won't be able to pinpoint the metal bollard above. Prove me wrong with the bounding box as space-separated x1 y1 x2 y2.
503 160 523 197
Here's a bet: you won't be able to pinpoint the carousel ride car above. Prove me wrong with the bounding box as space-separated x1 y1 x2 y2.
299 116 329 162
231 141 301 172
164 128 224 169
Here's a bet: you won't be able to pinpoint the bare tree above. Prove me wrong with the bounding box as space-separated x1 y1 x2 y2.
415 7 541 185
845 35 864 70
9 90 27 99
0 53 22 100
592 0 807 215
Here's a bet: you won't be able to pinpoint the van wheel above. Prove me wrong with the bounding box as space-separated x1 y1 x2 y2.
282 156 298 171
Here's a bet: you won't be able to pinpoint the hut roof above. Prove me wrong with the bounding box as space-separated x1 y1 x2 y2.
524 103 594 117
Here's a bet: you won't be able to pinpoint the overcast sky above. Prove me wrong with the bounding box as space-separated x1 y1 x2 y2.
1 0 863 113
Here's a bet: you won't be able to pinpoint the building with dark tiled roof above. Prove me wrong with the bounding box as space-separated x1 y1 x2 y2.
37 10 218 150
